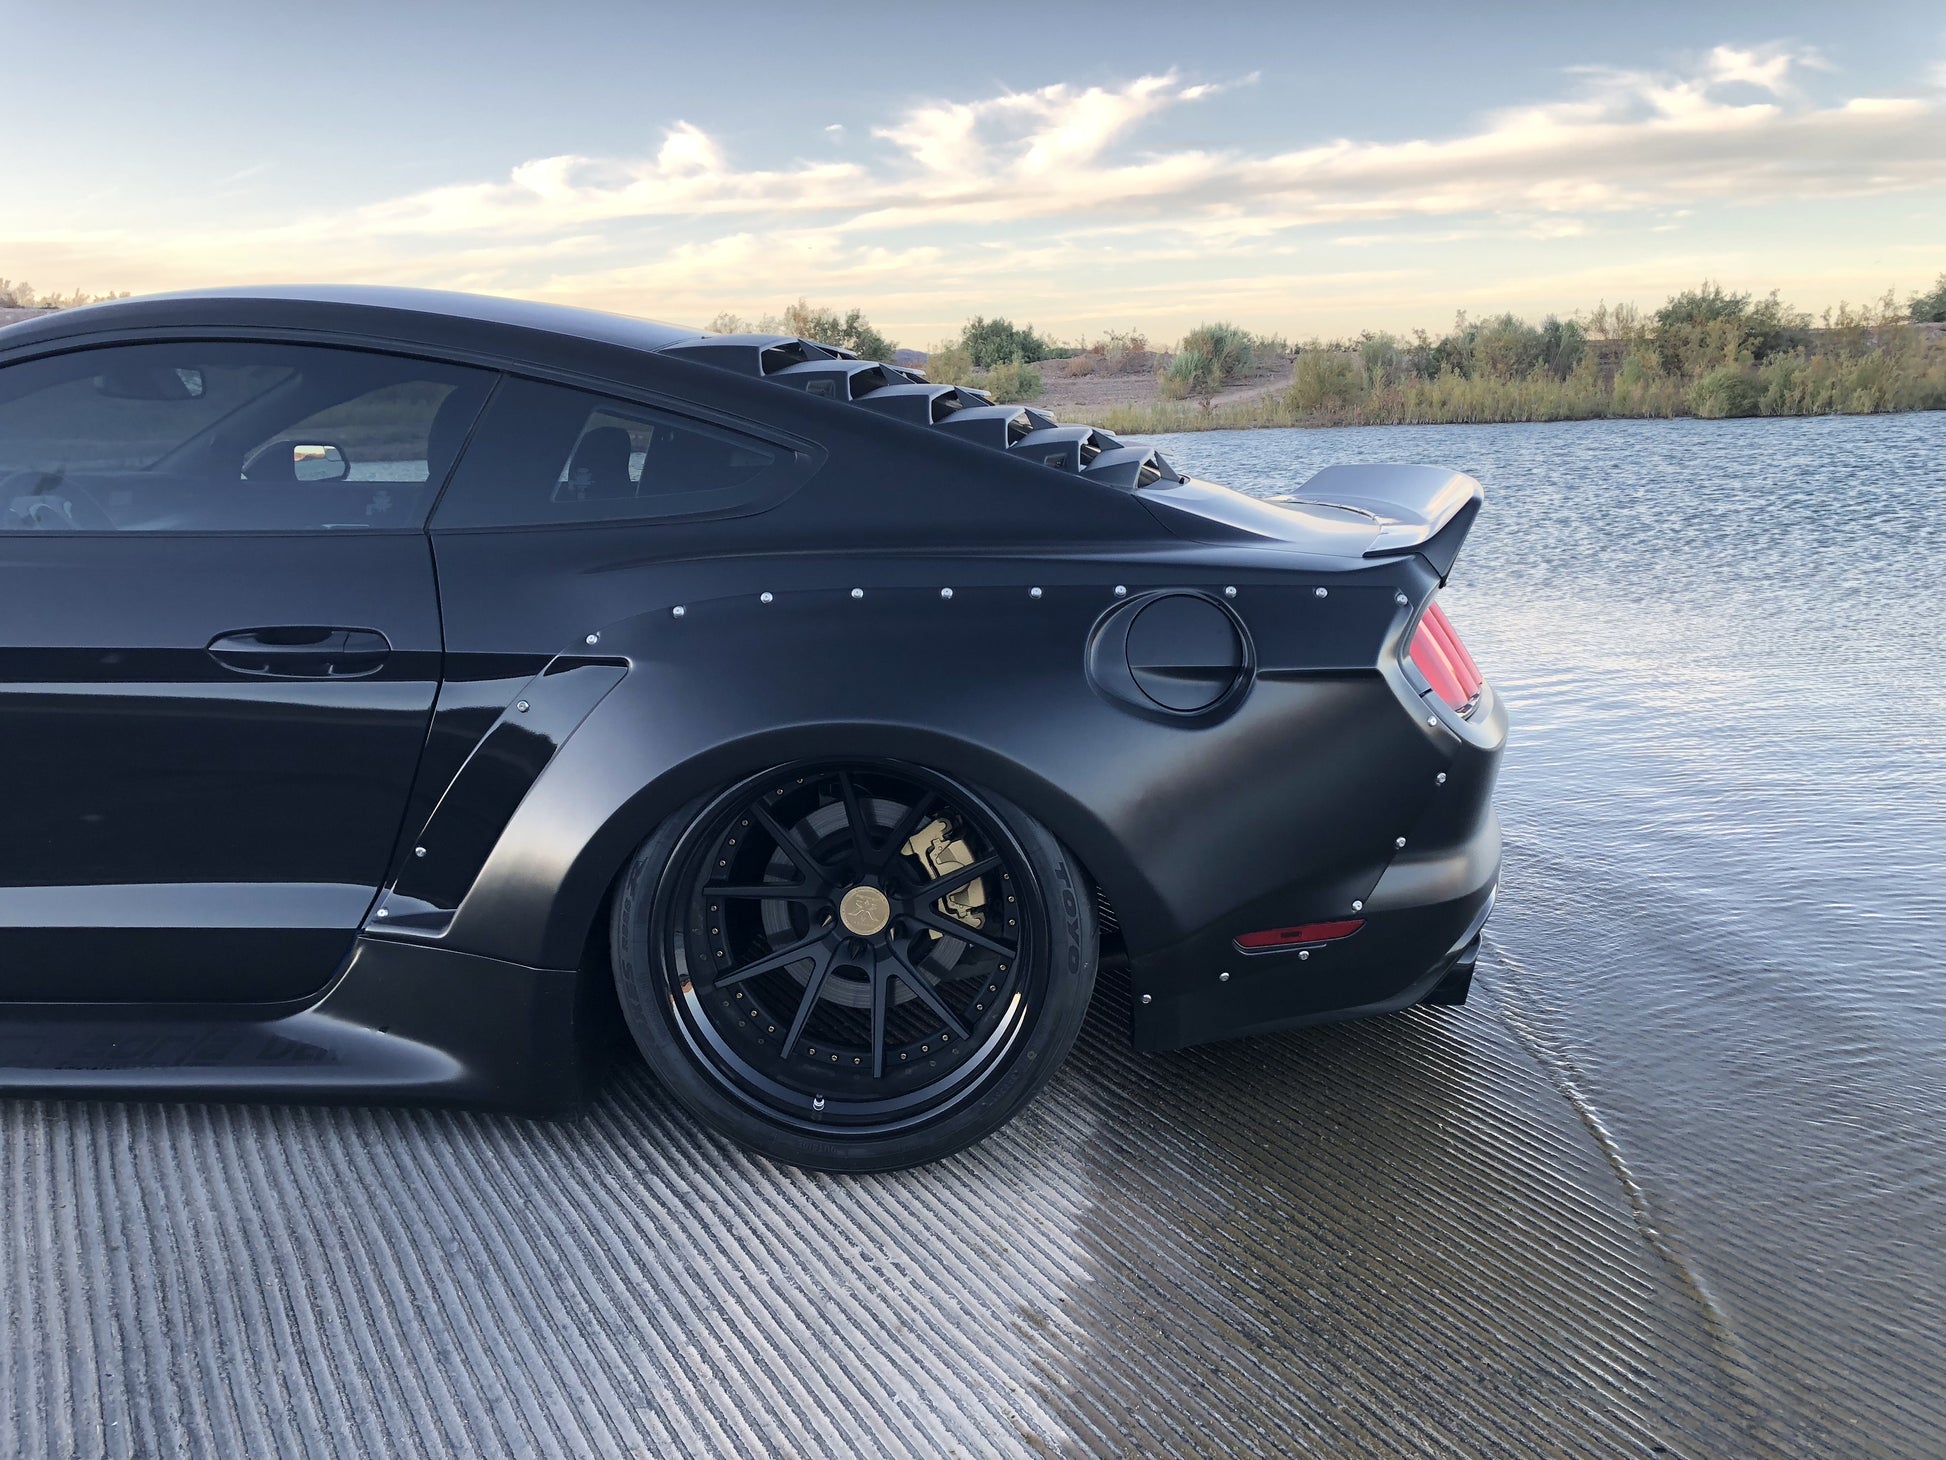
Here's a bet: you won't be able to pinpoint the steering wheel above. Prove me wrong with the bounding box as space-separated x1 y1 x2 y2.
0 470 117 531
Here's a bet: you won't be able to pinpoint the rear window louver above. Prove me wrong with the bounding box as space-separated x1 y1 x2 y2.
656 332 1179 487
659 333 847 377
853 383 989 425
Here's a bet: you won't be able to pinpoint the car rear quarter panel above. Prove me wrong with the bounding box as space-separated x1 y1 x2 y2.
387 547 1453 1036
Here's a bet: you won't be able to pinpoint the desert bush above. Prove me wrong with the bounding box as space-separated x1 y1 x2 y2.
1909 275 1946 324
1158 347 1218 404
923 340 978 388
0 278 125 309
1356 332 1402 382
1288 351 1366 414
960 316 1050 368
1690 366 1763 418
778 300 894 359
707 300 895 358
981 355 1042 402
1178 322 1254 384
1654 282 1808 373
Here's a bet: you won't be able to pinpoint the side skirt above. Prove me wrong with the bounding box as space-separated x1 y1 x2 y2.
0 938 599 1114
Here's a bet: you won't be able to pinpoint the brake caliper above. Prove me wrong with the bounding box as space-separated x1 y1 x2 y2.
901 818 988 936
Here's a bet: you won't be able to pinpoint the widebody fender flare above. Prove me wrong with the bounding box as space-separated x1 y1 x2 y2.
373 571 1453 982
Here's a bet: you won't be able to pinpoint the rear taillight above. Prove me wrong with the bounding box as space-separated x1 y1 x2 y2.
1409 600 1484 712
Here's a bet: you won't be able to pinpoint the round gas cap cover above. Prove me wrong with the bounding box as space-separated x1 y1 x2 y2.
1125 593 1244 712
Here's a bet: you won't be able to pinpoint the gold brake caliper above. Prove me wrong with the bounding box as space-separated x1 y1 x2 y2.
901 818 988 937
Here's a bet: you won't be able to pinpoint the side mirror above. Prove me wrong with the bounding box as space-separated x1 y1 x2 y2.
244 441 350 483
292 443 349 482
95 365 206 401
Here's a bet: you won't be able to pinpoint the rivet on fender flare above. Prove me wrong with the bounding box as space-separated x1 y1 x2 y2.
1029 586 1043 599
760 591 773 604
850 588 864 599
671 605 685 618
1140 993 1152 1005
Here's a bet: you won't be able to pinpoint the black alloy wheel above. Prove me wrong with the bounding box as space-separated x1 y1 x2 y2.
611 762 1097 1171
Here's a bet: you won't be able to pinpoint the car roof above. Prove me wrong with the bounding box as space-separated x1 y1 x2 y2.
0 286 1186 491
3 285 704 357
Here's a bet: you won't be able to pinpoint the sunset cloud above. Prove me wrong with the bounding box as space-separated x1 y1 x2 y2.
4 43 1942 339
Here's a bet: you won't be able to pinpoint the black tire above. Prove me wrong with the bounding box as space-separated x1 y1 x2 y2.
611 761 1097 1172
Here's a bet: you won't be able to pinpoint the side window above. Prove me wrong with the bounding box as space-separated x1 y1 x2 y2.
0 341 491 532
430 375 801 530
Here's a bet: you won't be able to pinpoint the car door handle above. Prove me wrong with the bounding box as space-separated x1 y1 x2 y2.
206 627 392 679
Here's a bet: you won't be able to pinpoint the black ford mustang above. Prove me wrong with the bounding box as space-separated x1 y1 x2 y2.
0 288 1502 1170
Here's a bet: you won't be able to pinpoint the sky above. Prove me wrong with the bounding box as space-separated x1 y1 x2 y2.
4 0 1944 346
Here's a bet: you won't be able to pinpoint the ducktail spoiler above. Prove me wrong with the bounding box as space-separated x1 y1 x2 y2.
1284 464 1483 583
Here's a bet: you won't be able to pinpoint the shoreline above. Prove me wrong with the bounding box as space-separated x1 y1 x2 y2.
1098 397 1946 435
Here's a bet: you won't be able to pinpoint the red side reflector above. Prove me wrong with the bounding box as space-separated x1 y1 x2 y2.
1234 919 1365 952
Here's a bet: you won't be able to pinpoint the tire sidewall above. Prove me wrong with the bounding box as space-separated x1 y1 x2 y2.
611 773 1097 1173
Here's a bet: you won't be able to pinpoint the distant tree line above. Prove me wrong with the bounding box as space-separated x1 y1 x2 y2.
0 278 127 309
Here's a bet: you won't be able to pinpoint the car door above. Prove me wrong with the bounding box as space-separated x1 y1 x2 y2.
0 338 493 1002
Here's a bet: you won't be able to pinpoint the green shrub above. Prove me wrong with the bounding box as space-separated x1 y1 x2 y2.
710 300 895 358
1910 275 1946 324
1177 322 1255 385
981 355 1043 402
1655 282 1808 373
923 340 977 388
1158 347 1218 403
1690 367 1763 418
1288 351 1366 414
779 300 894 359
960 316 1050 368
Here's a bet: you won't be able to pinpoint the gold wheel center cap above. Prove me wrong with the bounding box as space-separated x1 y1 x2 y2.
838 885 892 937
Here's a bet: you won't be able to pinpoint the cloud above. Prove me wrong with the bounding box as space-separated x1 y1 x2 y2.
5 45 1942 336
315 47 1939 241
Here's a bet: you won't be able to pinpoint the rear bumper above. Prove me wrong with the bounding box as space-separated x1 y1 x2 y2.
1129 685 1504 1052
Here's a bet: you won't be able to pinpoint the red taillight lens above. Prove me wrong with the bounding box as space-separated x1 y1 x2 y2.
1234 919 1365 953
1409 600 1483 710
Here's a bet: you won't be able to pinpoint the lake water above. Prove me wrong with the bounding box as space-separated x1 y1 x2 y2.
1141 412 1946 1454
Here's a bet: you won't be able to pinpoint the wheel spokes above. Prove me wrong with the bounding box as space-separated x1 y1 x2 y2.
908 906 1017 959
677 766 1034 1112
704 881 819 900
887 945 971 1040
750 802 834 888
868 955 890 1079
836 771 875 864
781 944 837 1051
715 926 829 987
871 792 939 872
909 854 1002 907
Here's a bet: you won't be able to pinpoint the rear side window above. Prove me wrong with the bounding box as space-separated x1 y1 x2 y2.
430 375 801 530
0 341 490 532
